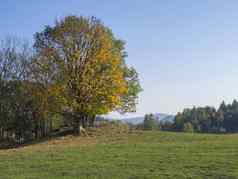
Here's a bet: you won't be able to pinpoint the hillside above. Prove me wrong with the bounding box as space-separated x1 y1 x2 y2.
0 124 238 179
121 113 175 125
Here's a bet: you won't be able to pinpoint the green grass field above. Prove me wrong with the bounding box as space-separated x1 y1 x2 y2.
1 125 238 179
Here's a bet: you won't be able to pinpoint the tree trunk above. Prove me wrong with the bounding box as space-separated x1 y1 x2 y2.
74 117 81 135
89 115 96 127
0 128 3 139
35 121 39 140
82 115 88 129
49 119 53 133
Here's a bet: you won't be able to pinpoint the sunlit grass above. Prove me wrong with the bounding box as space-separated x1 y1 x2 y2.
0 126 238 179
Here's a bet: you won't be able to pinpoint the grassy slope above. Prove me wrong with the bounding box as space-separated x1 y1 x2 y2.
0 124 238 179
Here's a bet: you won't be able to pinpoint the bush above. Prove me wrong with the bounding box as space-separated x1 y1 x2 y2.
143 114 159 130
183 122 194 133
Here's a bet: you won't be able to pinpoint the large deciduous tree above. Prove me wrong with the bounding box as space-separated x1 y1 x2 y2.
33 15 142 134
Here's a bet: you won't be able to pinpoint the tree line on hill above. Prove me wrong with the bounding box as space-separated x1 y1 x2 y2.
174 100 238 133
0 15 141 144
139 100 238 133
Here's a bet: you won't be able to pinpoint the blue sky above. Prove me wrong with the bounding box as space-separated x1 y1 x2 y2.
2 1 238 117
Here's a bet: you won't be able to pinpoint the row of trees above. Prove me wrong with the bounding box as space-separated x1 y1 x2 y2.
137 100 238 134
0 15 141 143
174 100 238 133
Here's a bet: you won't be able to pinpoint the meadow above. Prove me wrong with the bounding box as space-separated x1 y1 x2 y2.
0 124 238 179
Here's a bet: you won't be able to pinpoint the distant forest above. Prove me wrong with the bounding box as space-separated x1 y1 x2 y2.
173 100 238 133
141 100 238 133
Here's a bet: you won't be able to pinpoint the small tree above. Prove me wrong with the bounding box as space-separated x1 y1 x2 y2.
143 114 159 130
183 122 194 133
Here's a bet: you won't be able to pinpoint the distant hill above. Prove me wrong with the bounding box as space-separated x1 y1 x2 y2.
154 113 175 124
121 113 175 125
121 116 144 125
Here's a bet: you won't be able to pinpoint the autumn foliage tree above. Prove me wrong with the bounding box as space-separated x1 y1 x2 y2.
33 16 142 134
